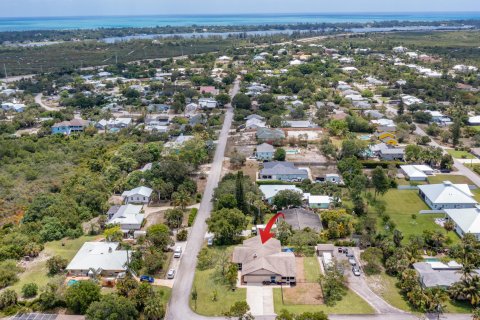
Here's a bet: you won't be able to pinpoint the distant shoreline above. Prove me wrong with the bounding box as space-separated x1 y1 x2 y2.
1 12 480 32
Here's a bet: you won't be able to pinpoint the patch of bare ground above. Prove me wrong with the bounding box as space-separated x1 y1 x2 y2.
282 257 323 305
241 160 259 181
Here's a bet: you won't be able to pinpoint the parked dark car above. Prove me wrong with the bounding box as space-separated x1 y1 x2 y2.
140 275 154 283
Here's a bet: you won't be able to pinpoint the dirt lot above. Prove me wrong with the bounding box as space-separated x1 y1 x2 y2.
309 165 340 178
285 146 327 163
285 129 323 142
242 160 259 181
282 257 323 305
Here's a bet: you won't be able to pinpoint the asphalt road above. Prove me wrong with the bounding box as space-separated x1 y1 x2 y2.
414 126 480 187
35 93 62 111
165 80 239 320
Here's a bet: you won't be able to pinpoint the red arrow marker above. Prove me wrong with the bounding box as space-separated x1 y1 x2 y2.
259 212 285 244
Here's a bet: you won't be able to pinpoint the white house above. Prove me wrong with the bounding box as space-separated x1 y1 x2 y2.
259 185 303 204
66 242 130 277
121 186 153 204
468 116 480 126
402 95 424 106
246 118 266 129
393 46 407 54
304 194 334 209
400 165 434 181
453 65 478 74
107 204 144 231
199 98 217 109
418 181 478 210
444 207 480 240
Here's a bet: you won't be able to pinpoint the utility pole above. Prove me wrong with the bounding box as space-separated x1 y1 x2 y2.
115 53 118 64
3 63 7 81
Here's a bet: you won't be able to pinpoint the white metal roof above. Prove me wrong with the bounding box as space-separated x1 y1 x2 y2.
66 242 130 272
122 186 153 198
259 185 302 200
400 165 433 179
418 181 477 205
445 207 480 234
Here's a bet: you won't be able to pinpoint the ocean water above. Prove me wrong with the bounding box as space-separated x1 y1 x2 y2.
1 12 480 32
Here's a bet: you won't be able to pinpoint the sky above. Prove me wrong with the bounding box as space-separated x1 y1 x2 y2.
1 0 480 17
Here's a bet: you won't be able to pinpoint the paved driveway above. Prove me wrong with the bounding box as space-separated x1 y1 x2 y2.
246 285 275 317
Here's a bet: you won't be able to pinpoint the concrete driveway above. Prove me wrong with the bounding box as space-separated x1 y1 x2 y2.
246 285 275 317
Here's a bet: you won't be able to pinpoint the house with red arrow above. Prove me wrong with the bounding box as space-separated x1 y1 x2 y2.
232 236 296 285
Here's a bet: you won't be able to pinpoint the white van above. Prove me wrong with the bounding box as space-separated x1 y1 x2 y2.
173 246 182 258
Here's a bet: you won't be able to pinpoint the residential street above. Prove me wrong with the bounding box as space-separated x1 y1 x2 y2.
35 93 62 111
165 79 239 320
347 248 405 314
414 126 480 187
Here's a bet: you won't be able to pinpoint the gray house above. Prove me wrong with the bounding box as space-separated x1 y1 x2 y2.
379 147 405 161
259 162 308 182
255 143 275 161
256 127 285 144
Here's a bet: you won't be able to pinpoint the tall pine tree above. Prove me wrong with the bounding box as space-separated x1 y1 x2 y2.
235 171 245 213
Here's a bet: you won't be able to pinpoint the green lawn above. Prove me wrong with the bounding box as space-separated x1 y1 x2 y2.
11 235 98 294
366 273 412 312
190 268 246 316
446 150 476 159
273 288 375 314
428 175 474 185
154 286 172 306
377 190 459 244
303 257 321 283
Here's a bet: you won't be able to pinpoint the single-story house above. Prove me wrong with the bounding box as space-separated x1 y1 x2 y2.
52 119 90 135
66 242 131 277
468 116 480 126
96 118 132 131
199 86 219 96
379 147 405 161
282 120 314 128
316 244 335 257
305 194 334 209
413 261 479 288
245 114 265 121
255 143 275 161
259 184 303 204
1 102 25 112
259 162 308 182
246 118 266 129
400 165 434 181
232 236 296 284
418 181 478 210
444 207 480 240
256 127 285 144
199 98 217 109
282 208 322 232
121 186 153 204
325 174 341 184
107 204 144 231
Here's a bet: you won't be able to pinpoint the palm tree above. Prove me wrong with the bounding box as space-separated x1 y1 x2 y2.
172 190 190 210
449 276 480 307
151 178 166 203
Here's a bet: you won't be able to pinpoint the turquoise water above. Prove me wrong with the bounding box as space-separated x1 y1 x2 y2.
1 13 480 32
359 135 372 141
67 279 78 286
425 258 440 262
